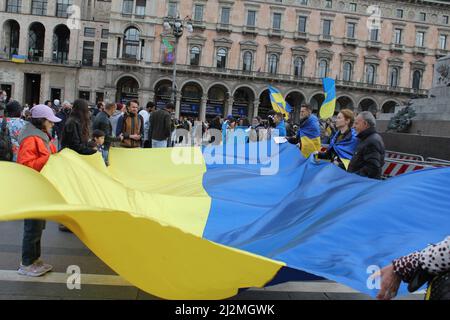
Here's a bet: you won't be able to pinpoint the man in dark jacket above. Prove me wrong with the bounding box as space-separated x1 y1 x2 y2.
93 102 123 151
348 111 385 179
54 101 72 146
149 103 175 148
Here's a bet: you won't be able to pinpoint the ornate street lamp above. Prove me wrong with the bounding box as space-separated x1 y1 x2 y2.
163 15 193 110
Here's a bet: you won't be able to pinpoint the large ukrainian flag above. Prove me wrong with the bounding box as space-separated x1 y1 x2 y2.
0 144 449 300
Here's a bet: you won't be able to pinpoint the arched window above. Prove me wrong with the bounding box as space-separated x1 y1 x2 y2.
269 54 279 74
243 51 253 71
343 62 352 82
390 67 399 87
366 64 375 84
190 46 201 66
294 57 304 77
412 70 421 90
6 20 20 57
217 48 227 69
318 59 328 78
53 24 70 63
28 23 45 61
123 27 140 59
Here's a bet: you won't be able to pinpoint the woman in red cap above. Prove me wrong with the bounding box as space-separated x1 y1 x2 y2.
17 104 61 277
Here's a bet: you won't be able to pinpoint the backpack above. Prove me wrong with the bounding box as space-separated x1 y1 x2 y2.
0 118 13 161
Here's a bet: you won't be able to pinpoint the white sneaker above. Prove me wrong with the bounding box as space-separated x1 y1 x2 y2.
35 259 53 273
18 261 52 277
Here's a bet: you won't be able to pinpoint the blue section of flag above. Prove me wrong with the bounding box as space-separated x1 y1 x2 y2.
322 78 336 102
202 142 450 297
297 114 321 139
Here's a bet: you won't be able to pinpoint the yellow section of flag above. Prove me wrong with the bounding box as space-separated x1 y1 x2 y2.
0 148 284 300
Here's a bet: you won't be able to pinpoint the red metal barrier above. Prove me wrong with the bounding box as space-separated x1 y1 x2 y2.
385 150 424 161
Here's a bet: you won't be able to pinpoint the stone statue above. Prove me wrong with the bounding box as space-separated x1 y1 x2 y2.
437 63 450 86
387 102 417 133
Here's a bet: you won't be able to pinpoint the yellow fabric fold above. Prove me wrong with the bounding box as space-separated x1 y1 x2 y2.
301 136 322 158
0 148 284 299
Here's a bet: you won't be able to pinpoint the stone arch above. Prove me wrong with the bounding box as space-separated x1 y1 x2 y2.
336 95 356 111
180 79 206 95
381 99 401 114
358 97 379 115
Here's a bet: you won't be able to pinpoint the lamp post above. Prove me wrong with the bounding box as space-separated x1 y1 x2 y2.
163 15 193 115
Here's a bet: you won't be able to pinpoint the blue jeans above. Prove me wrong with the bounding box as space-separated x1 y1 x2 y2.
152 139 168 148
22 220 46 266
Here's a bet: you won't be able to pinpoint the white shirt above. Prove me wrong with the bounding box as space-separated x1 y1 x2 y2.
139 109 150 141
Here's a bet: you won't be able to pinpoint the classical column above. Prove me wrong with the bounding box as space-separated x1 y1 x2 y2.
43 27 53 61
253 100 259 117
148 90 155 103
40 72 50 102
226 97 234 117
68 28 79 61
138 40 144 61
144 39 152 63
18 23 29 56
175 93 182 118
200 95 207 122
104 88 117 103
118 37 123 58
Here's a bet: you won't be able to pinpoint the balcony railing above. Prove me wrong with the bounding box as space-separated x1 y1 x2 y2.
390 43 405 52
192 20 206 29
294 32 309 41
148 62 428 96
216 23 231 32
269 29 284 38
242 25 258 35
319 34 334 43
413 46 427 55
344 37 358 46
0 54 82 67
366 40 382 49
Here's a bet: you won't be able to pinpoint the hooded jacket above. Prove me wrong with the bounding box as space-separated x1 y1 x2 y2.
17 123 57 172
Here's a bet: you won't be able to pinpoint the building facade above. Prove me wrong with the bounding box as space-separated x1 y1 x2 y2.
1 0 450 121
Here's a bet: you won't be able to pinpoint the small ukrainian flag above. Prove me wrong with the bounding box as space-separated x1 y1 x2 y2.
11 54 26 63
319 78 336 120
269 86 292 118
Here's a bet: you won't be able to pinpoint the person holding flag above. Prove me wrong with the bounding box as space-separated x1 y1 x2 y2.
317 109 358 170
296 104 321 158
275 113 287 137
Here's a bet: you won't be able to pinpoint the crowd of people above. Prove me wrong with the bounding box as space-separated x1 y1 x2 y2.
0 94 448 300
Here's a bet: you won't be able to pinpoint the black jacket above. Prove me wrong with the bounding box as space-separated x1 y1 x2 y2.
348 127 385 179
61 117 96 155
93 111 121 150
149 109 172 141
54 109 71 140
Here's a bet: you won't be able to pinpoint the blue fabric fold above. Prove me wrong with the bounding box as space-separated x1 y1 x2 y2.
202 142 450 298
